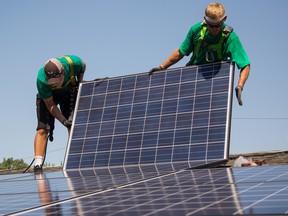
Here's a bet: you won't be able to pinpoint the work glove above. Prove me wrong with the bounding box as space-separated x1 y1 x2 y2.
148 66 163 76
235 85 243 106
62 120 72 128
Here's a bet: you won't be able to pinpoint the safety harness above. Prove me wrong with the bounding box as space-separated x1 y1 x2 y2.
190 21 233 63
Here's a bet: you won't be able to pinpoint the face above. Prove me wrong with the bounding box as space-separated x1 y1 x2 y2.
206 21 223 36
204 16 226 36
47 68 65 88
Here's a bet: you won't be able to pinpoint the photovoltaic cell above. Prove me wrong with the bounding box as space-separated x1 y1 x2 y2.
64 61 235 170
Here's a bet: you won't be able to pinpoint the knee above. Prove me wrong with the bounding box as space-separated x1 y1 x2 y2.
37 129 49 137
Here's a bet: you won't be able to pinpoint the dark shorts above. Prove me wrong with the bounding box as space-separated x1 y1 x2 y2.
36 91 77 132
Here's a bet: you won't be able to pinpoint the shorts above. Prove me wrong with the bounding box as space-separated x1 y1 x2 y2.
36 90 77 132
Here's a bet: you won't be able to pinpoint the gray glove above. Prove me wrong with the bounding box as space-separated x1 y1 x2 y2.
235 86 243 106
62 120 72 128
148 66 163 76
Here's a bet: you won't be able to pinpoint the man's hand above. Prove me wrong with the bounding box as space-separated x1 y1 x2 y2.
62 120 72 128
148 66 163 76
235 86 243 106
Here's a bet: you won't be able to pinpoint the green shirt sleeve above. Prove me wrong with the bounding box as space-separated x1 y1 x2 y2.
179 22 202 56
36 67 53 99
224 32 250 69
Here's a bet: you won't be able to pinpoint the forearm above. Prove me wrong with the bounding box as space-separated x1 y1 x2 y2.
238 64 250 88
49 105 66 123
77 73 84 82
160 48 184 69
44 98 66 123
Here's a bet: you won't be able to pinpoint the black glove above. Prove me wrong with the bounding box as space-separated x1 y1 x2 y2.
235 86 243 106
148 66 163 76
62 120 72 128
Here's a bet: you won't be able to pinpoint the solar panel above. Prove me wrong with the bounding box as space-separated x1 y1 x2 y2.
2 165 288 215
64 61 235 170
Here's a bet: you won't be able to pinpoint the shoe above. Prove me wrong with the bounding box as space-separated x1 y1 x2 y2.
33 165 43 174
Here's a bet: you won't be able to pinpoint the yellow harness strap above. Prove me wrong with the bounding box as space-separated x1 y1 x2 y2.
62 55 76 86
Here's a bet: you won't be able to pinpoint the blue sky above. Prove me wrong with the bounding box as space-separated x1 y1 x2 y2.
1 0 287 166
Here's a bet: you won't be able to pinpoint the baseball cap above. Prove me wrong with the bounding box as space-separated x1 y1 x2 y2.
44 58 64 85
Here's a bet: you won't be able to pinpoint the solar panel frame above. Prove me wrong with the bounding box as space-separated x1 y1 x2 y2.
63 61 235 170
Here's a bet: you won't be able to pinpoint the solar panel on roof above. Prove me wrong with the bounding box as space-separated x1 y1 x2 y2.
63 61 235 170
2 165 288 215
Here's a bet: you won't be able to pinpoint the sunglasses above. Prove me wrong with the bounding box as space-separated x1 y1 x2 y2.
207 22 223 28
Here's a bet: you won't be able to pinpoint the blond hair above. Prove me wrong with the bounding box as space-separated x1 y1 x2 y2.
205 2 225 20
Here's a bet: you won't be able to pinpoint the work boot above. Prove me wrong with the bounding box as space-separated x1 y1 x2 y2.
33 165 43 174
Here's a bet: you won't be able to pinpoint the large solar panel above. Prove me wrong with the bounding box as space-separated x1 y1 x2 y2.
64 61 235 170
2 165 288 215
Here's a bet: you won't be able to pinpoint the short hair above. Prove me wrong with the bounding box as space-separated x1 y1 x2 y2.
205 2 225 20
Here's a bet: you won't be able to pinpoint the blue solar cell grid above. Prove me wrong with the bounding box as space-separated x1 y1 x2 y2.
64 61 234 170
2 165 288 215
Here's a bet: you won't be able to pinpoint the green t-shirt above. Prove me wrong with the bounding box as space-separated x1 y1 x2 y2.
37 55 85 99
179 22 250 69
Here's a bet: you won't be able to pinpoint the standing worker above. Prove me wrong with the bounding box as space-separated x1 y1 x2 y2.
34 55 86 174
149 2 250 106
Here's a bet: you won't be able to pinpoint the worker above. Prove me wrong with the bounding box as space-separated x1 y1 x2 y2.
149 2 250 106
34 55 86 174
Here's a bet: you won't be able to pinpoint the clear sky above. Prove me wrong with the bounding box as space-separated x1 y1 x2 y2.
1 0 287 166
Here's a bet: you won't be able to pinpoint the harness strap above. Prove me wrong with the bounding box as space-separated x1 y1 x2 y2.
196 24 207 53
190 21 233 64
191 21 207 63
62 55 76 87
207 25 233 61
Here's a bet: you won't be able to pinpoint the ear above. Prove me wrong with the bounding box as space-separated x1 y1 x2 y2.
222 16 227 22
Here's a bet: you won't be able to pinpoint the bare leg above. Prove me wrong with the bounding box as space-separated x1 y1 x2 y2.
34 129 49 161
